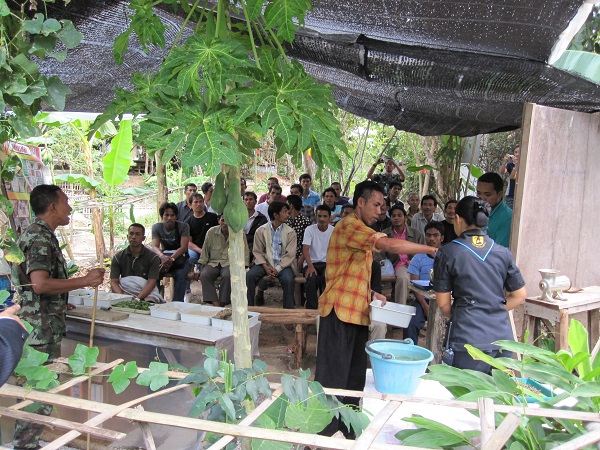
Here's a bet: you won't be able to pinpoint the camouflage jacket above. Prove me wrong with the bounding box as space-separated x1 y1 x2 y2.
11 217 68 347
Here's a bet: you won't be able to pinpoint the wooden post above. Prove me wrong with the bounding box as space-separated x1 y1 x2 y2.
425 293 446 364
155 150 167 213
478 397 496 447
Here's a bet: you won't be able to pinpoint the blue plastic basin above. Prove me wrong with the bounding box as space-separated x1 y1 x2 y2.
365 339 433 395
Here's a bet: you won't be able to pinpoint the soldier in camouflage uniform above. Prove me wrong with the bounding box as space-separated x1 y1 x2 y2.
11 184 104 450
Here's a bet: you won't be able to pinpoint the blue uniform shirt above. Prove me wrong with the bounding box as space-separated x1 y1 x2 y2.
432 229 525 352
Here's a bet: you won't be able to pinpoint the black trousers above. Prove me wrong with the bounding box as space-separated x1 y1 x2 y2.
303 262 327 309
315 310 369 437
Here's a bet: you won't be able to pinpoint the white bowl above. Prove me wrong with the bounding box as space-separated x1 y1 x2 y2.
370 300 416 328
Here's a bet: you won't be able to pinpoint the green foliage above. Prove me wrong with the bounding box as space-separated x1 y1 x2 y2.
108 361 139 394
181 347 369 445
68 344 99 375
103 119 133 185
15 346 59 390
570 4 600 54
397 320 600 449
136 361 170 391
92 0 346 179
0 3 82 141
54 173 101 190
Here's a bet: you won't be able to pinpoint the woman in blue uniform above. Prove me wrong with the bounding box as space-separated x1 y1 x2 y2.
432 196 527 373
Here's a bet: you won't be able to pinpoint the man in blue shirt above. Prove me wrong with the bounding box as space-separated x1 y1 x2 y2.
299 173 321 208
477 172 512 248
406 221 444 345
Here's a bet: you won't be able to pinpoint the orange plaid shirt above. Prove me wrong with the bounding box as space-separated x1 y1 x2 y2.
318 213 386 326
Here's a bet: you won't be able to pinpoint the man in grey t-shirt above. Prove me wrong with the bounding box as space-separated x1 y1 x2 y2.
151 202 191 302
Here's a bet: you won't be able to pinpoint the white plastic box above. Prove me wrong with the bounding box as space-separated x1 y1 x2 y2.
370 300 416 328
180 305 222 326
68 289 95 305
212 311 260 331
82 292 132 308
150 302 201 321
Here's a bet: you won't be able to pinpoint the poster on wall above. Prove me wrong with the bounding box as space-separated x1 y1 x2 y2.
2 140 49 233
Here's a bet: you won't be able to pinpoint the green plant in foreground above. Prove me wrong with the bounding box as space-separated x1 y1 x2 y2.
15 343 369 447
396 320 600 449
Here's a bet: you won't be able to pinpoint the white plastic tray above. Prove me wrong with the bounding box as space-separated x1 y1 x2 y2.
68 289 95 305
370 300 415 328
81 292 132 308
180 305 222 326
212 311 260 331
150 302 197 321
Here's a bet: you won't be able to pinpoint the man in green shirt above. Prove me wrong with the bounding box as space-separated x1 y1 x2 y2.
477 172 512 248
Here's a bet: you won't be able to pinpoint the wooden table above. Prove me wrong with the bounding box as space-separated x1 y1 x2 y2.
408 285 446 364
522 286 600 351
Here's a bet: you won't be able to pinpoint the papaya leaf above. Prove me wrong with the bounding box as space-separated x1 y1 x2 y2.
54 173 100 190
103 119 133 185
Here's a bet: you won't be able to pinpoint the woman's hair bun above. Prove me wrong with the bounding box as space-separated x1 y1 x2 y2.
472 199 490 228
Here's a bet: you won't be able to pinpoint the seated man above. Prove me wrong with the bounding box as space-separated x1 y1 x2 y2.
185 193 219 265
406 221 444 345
151 202 191 302
111 223 163 303
246 202 297 308
302 205 334 309
176 183 197 223
290 183 316 224
198 216 249 306
256 184 283 221
243 191 268 264
382 205 424 305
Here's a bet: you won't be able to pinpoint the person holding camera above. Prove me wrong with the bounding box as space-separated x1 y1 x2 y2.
367 157 406 195
432 196 527 374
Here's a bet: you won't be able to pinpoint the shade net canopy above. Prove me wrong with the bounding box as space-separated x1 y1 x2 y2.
40 0 600 137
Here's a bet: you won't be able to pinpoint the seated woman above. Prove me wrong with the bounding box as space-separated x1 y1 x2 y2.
432 196 527 373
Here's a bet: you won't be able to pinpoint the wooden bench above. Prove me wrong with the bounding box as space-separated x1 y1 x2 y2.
293 276 396 306
248 306 318 369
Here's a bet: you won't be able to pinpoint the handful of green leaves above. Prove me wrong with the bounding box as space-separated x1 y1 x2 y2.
113 300 151 311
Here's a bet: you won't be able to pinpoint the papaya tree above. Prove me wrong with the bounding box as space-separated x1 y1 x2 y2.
92 0 347 368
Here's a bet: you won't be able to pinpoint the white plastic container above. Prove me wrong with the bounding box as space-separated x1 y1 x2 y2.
180 305 222 326
370 300 416 328
150 302 198 321
68 289 95 305
82 292 131 308
212 311 260 331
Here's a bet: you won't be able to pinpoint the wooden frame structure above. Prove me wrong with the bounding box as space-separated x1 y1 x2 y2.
2 358 600 450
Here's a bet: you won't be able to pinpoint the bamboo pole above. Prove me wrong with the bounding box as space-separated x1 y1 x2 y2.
481 413 522 450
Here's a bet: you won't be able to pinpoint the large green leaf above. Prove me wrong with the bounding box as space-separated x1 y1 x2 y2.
284 396 333 433
54 173 100 190
568 319 593 378
263 0 311 43
108 361 139 394
103 119 133 185
553 50 600 85
68 344 99 375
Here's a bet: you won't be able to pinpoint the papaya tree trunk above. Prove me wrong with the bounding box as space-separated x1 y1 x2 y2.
155 150 168 213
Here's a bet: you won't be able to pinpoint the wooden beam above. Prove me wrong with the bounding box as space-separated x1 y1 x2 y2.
481 413 522 450
0 406 126 441
478 397 496 446
552 426 600 450
42 383 190 450
352 401 402 450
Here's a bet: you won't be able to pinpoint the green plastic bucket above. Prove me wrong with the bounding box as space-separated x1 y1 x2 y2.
365 339 433 395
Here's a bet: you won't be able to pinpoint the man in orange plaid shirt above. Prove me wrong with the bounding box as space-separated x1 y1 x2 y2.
315 180 436 438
